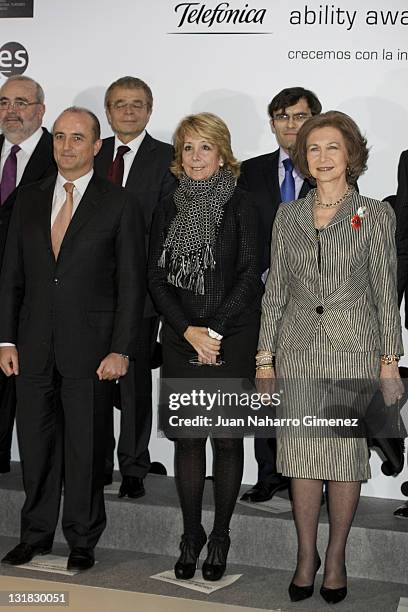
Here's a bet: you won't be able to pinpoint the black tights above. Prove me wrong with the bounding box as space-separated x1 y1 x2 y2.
174 437 244 538
291 478 361 589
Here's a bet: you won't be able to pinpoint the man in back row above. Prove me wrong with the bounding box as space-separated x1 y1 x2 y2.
0 75 56 474
238 87 322 503
94 76 176 499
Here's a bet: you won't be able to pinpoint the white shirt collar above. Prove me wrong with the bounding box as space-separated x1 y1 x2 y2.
114 130 146 154
279 147 291 166
279 147 303 178
56 168 94 197
3 126 43 156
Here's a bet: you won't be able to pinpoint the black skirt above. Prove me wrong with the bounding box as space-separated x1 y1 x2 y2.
161 312 260 380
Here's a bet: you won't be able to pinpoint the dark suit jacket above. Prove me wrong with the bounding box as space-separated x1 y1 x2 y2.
0 173 146 378
94 132 176 317
395 150 408 315
238 149 313 272
0 128 56 265
148 187 263 338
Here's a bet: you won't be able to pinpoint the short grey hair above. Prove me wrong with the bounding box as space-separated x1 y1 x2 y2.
2 75 45 104
104 76 153 110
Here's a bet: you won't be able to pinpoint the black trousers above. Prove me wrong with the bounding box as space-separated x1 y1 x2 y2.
105 316 158 478
254 437 280 483
0 372 16 470
16 360 113 550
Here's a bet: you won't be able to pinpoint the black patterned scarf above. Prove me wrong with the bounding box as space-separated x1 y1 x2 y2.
158 168 236 295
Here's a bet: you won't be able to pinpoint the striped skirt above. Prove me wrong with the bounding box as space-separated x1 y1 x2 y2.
276 328 380 481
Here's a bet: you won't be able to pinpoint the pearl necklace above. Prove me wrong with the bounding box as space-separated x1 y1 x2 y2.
314 186 354 208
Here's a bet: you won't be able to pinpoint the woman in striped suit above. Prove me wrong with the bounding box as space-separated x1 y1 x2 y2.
256 111 403 604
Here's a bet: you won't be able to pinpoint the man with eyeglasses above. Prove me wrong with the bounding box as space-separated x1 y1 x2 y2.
238 86 322 503
95 76 176 500
0 75 56 475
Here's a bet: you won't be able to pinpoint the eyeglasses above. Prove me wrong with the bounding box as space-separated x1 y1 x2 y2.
110 101 149 112
0 99 41 111
273 113 311 123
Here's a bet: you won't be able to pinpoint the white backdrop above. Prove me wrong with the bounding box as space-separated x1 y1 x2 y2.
2 0 408 499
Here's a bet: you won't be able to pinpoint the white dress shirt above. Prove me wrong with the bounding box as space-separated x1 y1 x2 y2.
278 148 305 199
113 130 146 187
0 127 43 185
0 169 94 347
51 169 93 226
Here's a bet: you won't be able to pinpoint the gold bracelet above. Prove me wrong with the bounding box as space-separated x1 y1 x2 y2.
256 364 274 370
256 350 274 366
256 358 274 366
380 354 400 365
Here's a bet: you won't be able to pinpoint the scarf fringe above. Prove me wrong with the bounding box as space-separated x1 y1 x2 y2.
159 244 215 295
158 248 167 268
158 169 236 295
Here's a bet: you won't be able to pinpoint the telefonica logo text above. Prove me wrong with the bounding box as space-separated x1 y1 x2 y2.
174 2 267 28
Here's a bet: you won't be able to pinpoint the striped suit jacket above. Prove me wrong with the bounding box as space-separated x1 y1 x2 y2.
258 190 403 357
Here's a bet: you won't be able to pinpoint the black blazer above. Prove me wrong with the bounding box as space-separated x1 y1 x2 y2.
94 132 177 317
148 187 263 337
94 132 176 229
0 173 146 378
395 150 408 308
0 128 56 265
238 149 313 272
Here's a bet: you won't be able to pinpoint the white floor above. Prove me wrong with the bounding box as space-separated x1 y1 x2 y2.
0 575 278 612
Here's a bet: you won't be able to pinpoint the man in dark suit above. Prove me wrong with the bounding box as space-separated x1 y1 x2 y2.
393 149 408 519
0 107 146 569
0 75 56 474
396 150 408 305
238 87 322 503
94 76 176 499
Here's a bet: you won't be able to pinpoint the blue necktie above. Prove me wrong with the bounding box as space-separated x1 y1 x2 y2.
280 157 295 202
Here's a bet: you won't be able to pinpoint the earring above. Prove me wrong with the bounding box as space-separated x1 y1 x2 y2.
219 160 224 167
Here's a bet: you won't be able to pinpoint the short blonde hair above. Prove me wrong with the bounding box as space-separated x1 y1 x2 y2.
171 112 240 178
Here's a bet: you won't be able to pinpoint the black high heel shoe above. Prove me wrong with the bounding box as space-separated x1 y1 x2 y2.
174 526 207 580
202 533 231 581
320 585 347 604
320 566 347 604
288 557 321 602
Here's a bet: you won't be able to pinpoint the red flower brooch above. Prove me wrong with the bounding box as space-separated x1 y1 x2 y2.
351 206 367 230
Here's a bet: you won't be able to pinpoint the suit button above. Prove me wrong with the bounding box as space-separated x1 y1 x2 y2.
53 278 59 285
316 306 324 314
